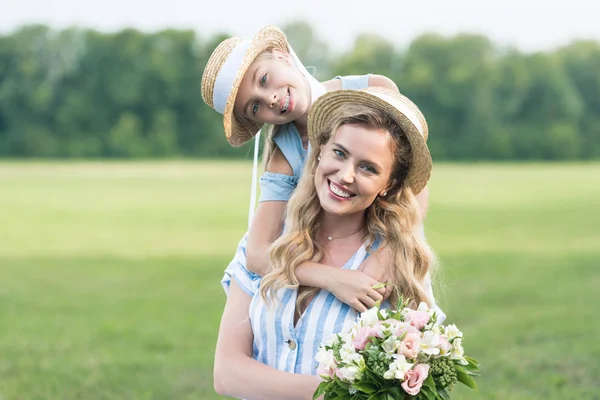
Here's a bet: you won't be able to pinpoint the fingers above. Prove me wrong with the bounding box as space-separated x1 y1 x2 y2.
352 301 367 313
375 286 387 296
383 285 393 301
367 289 384 304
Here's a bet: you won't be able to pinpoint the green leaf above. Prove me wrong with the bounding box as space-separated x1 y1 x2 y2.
457 371 478 389
437 387 451 400
454 365 468 375
422 372 436 390
464 356 480 368
420 385 436 400
313 381 330 399
462 361 481 374
352 383 377 394
387 386 403 398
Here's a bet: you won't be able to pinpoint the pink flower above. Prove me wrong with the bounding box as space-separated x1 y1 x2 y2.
398 332 421 359
401 363 430 396
406 310 430 330
396 323 419 338
352 326 377 350
438 335 452 354
317 364 336 380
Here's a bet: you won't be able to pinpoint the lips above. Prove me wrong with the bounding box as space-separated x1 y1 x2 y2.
280 88 291 113
328 179 355 198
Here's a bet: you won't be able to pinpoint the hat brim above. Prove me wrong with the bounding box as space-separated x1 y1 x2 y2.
307 89 432 194
222 26 289 147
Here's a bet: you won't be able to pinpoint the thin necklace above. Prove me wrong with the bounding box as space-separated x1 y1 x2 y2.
323 225 365 241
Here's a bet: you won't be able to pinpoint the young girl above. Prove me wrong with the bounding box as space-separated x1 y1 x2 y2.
201 25 438 313
214 87 438 399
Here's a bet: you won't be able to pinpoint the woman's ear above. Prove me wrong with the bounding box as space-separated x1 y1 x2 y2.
380 179 397 197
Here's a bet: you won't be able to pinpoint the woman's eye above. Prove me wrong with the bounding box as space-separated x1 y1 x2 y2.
361 165 378 174
333 149 345 158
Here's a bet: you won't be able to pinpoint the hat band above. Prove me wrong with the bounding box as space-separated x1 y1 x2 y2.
288 45 326 103
372 91 425 138
213 41 251 114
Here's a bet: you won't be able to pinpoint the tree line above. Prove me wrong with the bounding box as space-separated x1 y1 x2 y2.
0 21 598 160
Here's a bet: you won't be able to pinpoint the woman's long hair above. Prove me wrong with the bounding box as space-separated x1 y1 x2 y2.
259 103 438 312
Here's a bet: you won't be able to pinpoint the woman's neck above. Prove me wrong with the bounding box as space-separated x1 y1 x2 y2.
318 211 366 242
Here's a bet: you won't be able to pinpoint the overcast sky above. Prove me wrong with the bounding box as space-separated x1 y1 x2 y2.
1 0 598 52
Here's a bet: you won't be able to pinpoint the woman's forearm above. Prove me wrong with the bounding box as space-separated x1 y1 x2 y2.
214 354 321 400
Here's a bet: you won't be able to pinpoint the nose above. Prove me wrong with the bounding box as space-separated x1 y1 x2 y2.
338 162 355 184
265 91 277 108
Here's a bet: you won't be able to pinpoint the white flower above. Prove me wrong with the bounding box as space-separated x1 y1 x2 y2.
430 324 442 335
420 331 441 356
381 336 399 354
341 331 354 346
383 355 413 380
444 324 463 342
315 348 336 370
417 302 432 314
450 338 467 364
337 365 362 383
339 342 362 365
322 333 339 347
360 307 380 327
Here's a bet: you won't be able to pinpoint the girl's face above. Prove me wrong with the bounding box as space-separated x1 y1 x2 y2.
234 49 311 125
315 123 396 217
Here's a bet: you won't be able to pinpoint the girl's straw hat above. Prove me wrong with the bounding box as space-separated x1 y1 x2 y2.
308 87 432 194
201 26 288 147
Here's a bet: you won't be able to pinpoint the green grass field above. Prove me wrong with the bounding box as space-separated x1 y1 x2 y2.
0 161 598 399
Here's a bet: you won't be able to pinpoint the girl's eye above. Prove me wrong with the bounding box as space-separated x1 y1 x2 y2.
252 102 259 115
333 149 345 158
260 74 267 86
361 165 378 174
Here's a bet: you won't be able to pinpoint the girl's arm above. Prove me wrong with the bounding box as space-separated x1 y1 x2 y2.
245 145 291 276
214 280 321 400
368 74 400 92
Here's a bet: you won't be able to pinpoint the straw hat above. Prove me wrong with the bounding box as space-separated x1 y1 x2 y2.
308 87 432 194
201 26 289 147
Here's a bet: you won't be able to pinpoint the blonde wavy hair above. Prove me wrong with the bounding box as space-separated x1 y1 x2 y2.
259 103 438 313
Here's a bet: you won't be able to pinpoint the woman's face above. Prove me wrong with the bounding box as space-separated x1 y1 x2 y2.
234 50 311 125
315 123 396 217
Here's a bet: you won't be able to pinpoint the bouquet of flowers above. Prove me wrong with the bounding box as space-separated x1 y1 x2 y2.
313 296 479 399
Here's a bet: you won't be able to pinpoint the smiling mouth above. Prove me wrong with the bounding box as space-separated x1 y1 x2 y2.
328 180 355 198
281 88 290 113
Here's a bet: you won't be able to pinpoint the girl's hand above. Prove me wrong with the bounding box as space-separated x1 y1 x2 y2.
324 268 384 312
360 246 394 301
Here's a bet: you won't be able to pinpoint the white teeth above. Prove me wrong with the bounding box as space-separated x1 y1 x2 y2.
281 93 290 113
329 181 352 198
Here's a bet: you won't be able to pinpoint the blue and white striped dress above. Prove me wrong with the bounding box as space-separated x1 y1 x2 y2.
232 243 372 375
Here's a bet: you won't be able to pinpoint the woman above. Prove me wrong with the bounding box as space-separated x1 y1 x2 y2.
214 87 440 399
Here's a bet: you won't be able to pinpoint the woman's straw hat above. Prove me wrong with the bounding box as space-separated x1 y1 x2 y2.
201 26 289 147
308 87 432 194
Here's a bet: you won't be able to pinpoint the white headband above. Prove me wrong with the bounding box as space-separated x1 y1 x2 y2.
212 41 251 114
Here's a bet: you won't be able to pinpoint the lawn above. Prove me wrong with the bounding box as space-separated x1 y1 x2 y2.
0 161 598 399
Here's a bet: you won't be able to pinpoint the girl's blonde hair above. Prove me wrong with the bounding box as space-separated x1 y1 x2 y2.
259 103 437 314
